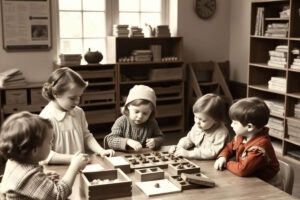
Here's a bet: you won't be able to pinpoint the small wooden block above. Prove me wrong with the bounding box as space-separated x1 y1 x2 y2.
103 156 131 173
181 173 215 187
168 161 200 176
135 167 164 182
168 175 198 190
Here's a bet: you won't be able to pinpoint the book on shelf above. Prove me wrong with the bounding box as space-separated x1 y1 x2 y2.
0 68 26 88
255 7 264 36
270 56 286 62
269 50 287 58
267 60 286 68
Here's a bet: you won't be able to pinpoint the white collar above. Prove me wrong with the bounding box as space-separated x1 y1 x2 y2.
48 101 75 121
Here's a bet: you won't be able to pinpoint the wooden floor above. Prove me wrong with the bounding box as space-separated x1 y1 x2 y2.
163 132 300 199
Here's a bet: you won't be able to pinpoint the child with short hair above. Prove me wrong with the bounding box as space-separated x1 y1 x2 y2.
106 85 164 151
0 111 88 200
169 93 229 159
214 97 281 187
40 67 114 164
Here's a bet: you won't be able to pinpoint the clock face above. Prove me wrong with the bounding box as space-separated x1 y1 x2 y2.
195 0 216 19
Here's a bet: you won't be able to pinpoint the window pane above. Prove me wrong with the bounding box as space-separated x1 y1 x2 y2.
141 0 161 12
141 13 161 28
119 13 139 27
59 0 81 10
83 12 105 37
60 39 82 54
83 39 106 61
119 0 139 11
60 12 82 38
83 0 105 11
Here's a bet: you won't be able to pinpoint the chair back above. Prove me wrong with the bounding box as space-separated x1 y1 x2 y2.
103 135 109 150
278 159 294 194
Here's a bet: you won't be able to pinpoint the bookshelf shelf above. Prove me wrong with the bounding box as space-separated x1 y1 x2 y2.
249 0 300 164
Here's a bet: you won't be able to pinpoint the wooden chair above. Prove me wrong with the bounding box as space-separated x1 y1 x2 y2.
278 159 294 194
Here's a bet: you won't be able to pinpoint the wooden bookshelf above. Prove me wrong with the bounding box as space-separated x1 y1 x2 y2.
249 0 300 164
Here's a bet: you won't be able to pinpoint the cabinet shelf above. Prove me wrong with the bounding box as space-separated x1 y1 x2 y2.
120 79 183 85
250 35 288 40
287 92 300 99
118 61 184 65
265 17 289 20
249 84 286 95
249 62 287 70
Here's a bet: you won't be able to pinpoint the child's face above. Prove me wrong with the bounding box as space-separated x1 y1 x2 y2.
194 112 216 131
128 104 152 125
54 85 84 111
34 129 53 162
231 120 249 137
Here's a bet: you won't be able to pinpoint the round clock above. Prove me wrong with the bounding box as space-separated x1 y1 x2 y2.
194 0 216 19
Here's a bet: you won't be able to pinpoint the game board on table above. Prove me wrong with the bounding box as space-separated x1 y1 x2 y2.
122 151 193 170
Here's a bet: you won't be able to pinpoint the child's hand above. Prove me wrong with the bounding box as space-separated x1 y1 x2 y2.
127 139 142 151
214 157 226 170
99 149 115 157
174 147 188 157
45 171 60 183
70 152 89 171
146 138 155 149
168 145 177 154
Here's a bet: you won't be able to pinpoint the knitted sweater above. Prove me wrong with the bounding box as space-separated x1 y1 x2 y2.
106 115 164 150
218 127 280 181
177 122 228 159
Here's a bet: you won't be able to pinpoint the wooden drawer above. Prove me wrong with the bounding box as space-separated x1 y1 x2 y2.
5 89 27 105
153 85 182 97
78 69 115 81
3 104 45 114
85 109 116 124
150 68 182 81
31 88 47 105
157 104 182 118
81 90 115 104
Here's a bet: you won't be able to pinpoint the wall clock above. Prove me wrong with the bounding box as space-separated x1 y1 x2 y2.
194 0 216 19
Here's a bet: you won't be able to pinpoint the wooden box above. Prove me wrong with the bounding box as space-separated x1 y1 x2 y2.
85 109 116 124
30 88 47 105
156 104 182 118
181 173 215 187
153 85 182 98
150 68 182 80
135 167 164 182
81 169 132 200
3 104 45 114
81 90 115 104
5 89 27 105
168 175 197 190
168 162 200 176
79 69 115 82
103 156 131 173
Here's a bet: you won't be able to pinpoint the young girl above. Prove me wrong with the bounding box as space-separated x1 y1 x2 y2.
0 111 88 199
40 67 114 164
169 93 229 159
106 85 164 151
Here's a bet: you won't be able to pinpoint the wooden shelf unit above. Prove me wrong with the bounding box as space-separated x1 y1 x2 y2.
249 0 300 164
107 36 185 134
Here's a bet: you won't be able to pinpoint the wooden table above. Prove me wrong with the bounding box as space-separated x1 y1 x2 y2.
44 146 297 200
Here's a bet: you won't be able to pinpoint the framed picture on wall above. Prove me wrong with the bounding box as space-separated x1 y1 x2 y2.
0 0 52 51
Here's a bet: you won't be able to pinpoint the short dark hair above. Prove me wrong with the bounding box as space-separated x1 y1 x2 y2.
122 99 156 119
229 97 270 129
0 111 52 163
42 67 88 101
193 93 226 122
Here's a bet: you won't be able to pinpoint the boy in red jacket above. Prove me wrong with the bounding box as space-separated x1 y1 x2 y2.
214 97 282 187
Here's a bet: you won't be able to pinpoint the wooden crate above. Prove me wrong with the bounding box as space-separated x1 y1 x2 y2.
153 85 182 98
30 88 47 105
81 169 132 200
103 156 131 173
5 89 27 105
85 109 116 124
135 167 164 182
150 68 182 80
168 162 200 176
81 90 115 104
156 104 182 118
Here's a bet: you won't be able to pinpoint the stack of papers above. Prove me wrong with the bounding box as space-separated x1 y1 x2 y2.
0 68 26 88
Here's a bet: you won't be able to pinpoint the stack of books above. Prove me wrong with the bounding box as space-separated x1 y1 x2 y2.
156 25 171 37
129 26 144 38
254 7 264 36
268 45 288 68
264 23 288 37
0 68 26 87
268 76 287 92
279 8 290 18
264 99 285 116
294 101 300 119
267 117 284 138
131 50 152 62
59 54 82 65
113 24 129 37
287 120 300 143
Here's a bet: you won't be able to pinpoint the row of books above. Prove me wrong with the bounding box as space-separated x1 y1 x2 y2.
268 45 288 68
268 76 286 93
287 120 300 143
254 7 264 36
294 101 300 119
0 68 26 87
267 117 284 138
264 23 288 38
113 24 171 38
113 24 129 37
131 50 152 62
264 99 285 116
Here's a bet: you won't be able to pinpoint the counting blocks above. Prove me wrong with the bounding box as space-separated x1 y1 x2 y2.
168 161 200 176
168 175 198 190
81 169 132 200
103 156 131 173
181 173 215 187
135 167 164 182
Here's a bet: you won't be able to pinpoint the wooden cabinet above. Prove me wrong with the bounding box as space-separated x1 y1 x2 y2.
107 37 185 134
249 0 300 164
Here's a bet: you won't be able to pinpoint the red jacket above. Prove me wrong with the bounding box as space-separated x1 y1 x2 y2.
218 127 280 181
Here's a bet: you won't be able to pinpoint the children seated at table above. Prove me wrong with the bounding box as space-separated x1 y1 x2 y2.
169 93 229 159
0 111 88 200
40 67 114 164
214 97 282 188
106 85 164 151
